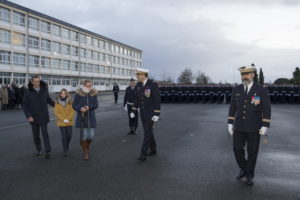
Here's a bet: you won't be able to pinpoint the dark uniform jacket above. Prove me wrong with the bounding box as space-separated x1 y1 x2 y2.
123 86 136 107
22 81 55 124
113 85 119 93
228 82 271 133
132 79 161 121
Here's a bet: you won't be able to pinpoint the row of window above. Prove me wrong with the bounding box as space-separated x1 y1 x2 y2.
0 6 142 58
0 72 129 86
0 29 142 68
0 50 135 76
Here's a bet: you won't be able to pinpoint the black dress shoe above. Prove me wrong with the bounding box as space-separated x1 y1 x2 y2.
36 151 42 157
245 177 254 185
137 155 147 162
147 150 157 156
44 153 51 159
236 170 246 180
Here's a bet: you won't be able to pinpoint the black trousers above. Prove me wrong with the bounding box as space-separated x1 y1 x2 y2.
233 131 261 178
59 126 72 153
127 104 138 128
141 120 156 155
114 93 118 102
31 123 51 153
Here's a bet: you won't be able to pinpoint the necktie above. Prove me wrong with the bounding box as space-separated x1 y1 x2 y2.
245 85 248 95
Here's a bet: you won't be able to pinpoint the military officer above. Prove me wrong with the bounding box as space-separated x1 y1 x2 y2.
112 82 120 103
130 68 161 162
124 78 138 135
227 66 271 186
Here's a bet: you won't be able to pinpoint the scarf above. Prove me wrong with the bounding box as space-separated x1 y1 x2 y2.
58 97 68 107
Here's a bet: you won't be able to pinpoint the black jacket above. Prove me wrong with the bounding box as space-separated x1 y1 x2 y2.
22 81 55 124
113 85 119 93
228 82 271 133
132 79 161 121
123 86 136 107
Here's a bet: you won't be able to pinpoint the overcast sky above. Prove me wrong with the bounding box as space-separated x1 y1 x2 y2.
12 0 300 83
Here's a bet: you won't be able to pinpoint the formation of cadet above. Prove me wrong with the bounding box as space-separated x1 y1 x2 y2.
159 84 300 104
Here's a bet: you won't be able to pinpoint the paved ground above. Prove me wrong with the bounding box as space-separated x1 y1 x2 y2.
0 93 299 200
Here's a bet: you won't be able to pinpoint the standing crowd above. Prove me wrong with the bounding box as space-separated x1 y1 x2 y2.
0 83 27 111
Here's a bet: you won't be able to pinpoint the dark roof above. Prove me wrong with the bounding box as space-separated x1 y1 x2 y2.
0 0 142 52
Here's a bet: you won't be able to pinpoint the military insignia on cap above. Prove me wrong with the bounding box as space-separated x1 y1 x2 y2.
239 66 256 74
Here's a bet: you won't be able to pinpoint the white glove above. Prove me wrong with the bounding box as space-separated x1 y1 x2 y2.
228 124 234 136
152 116 159 122
63 119 69 123
124 105 128 111
130 112 135 118
259 127 268 136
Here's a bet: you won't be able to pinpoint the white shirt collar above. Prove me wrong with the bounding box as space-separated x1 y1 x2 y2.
244 81 253 93
143 78 148 86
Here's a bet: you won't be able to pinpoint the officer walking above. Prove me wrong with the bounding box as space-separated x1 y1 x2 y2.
130 68 161 162
227 66 271 185
113 82 120 103
124 78 138 135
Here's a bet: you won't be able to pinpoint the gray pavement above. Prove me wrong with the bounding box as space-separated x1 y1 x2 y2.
0 97 300 200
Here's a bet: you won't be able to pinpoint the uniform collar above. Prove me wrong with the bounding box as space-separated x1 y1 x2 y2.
244 81 253 93
143 78 148 86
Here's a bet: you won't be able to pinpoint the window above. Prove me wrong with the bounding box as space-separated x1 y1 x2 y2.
52 42 60 53
12 32 25 46
99 40 104 49
71 46 79 56
41 57 50 68
93 51 99 60
70 61 78 71
41 21 51 33
0 50 11 64
0 72 11 84
29 55 39 67
62 60 70 70
0 29 10 44
0 7 10 22
100 53 104 61
28 17 39 30
13 53 25 66
40 75 51 85
41 39 51 51
80 48 85 58
70 31 78 41
28 36 39 48
94 64 100 73
61 28 69 39
86 49 92 59
80 63 86 72
87 63 93 72
86 36 92 45
61 76 70 85
80 34 86 44
13 73 26 85
13 11 25 26
61 44 70 55
52 58 61 69
52 76 61 85
52 24 60 36
93 78 100 85
93 38 98 47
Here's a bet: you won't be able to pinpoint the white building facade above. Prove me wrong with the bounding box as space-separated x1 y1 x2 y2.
0 0 142 92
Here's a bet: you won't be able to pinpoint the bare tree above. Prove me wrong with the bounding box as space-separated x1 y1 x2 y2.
177 68 194 84
195 71 211 84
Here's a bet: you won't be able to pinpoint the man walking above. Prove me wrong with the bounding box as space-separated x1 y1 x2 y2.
22 75 55 159
113 82 119 103
124 78 138 135
228 66 271 185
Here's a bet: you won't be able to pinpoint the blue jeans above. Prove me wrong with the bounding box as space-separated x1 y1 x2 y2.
82 128 94 140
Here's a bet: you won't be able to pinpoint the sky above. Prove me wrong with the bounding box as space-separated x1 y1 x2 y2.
11 0 300 83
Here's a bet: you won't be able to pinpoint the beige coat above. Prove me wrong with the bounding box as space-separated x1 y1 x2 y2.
0 87 8 105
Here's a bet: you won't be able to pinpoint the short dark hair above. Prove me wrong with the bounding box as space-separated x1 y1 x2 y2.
31 75 40 81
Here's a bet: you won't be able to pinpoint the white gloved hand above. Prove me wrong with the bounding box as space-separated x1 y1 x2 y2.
259 127 268 136
130 112 135 118
152 116 159 122
124 105 128 111
228 124 234 136
63 119 69 123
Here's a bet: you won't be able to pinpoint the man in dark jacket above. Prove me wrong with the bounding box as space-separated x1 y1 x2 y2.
228 66 271 185
113 82 119 103
22 75 55 159
130 68 161 162
123 78 138 135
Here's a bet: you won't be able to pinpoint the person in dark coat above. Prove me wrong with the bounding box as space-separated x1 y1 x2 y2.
72 79 98 160
7 85 16 110
130 68 161 162
22 75 55 159
123 78 138 135
12 83 22 109
228 66 271 186
19 85 27 106
113 82 119 103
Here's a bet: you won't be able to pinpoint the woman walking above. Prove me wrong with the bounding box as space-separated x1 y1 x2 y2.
72 79 98 160
54 89 75 157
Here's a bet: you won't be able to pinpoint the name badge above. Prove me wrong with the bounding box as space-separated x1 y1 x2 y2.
145 89 151 98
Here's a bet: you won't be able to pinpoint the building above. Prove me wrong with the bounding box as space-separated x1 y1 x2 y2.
0 0 142 92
